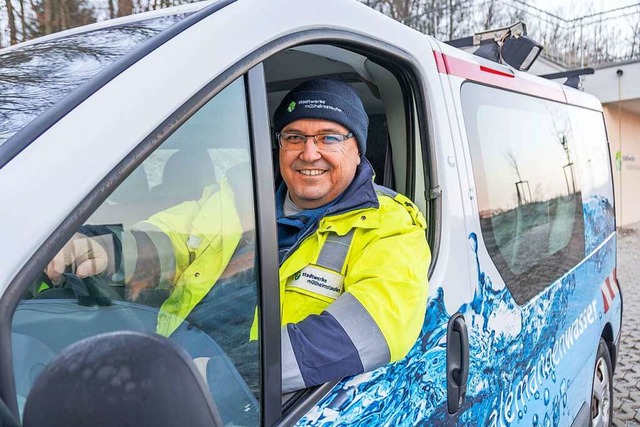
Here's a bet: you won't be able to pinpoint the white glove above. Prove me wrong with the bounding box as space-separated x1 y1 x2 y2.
45 233 108 284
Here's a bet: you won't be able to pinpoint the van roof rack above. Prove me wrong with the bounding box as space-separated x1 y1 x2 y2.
445 21 543 72
538 68 595 89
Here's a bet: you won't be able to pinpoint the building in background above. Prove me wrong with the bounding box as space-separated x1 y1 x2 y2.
582 61 640 227
528 56 567 76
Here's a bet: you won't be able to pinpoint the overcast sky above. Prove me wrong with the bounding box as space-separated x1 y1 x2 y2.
527 0 639 20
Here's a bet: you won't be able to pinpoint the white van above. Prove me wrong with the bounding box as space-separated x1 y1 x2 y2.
0 0 621 425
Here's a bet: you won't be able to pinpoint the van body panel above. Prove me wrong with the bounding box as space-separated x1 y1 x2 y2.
564 86 605 111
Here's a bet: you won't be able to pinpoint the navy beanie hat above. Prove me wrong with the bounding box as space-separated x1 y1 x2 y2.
273 78 369 155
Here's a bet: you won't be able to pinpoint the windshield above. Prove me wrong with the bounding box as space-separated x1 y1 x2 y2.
0 14 189 147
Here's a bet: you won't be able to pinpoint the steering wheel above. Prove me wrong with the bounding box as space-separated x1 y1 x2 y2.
31 271 123 305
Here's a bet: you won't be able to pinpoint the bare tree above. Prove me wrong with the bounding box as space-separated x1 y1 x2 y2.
5 0 18 44
18 0 26 41
505 148 524 183
117 0 132 17
482 0 497 31
504 147 534 205
361 0 640 67
447 0 469 40
31 0 96 37
629 16 640 59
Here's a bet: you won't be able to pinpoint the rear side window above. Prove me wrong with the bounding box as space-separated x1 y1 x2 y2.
567 107 615 252
462 83 585 304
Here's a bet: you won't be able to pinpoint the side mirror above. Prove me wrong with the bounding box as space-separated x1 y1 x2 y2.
22 331 223 427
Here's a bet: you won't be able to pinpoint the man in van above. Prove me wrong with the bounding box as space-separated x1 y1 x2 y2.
45 78 430 393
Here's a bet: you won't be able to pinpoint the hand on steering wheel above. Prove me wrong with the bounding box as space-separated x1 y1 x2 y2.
45 233 108 285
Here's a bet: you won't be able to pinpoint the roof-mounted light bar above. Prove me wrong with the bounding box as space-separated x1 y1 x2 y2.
472 21 527 45
446 21 543 72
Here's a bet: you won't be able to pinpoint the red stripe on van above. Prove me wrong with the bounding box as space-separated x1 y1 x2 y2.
479 65 514 78
434 51 566 103
433 51 448 73
601 289 610 314
605 276 616 299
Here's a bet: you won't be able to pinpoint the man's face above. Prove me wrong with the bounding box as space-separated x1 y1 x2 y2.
279 119 361 210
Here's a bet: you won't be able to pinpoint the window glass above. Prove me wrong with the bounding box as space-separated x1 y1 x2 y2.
462 83 585 304
567 107 615 252
0 14 192 147
12 78 260 425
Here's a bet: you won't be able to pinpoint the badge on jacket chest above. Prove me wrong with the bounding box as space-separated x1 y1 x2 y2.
287 265 344 300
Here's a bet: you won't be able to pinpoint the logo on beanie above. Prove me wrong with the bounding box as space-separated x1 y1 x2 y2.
287 101 296 112
298 99 343 113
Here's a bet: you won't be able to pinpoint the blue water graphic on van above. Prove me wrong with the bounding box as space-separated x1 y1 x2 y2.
584 194 615 254
298 197 616 426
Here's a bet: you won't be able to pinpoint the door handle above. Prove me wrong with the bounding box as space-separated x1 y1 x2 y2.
446 313 469 414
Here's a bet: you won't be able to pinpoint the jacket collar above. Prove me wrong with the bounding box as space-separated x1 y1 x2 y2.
327 157 379 215
275 157 379 219
276 158 380 267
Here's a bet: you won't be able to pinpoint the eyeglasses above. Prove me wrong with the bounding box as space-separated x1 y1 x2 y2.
276 131 354 152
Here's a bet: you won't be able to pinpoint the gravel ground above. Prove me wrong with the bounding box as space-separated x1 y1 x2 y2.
612 223 640 426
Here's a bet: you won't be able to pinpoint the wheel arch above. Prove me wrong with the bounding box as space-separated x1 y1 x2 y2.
601 323 617 372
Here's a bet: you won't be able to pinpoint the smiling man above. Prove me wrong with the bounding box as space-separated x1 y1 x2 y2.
272 79 430 392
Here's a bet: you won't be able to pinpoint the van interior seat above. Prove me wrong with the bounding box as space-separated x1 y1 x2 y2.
90 148 217 226
88 165 154 226
151 148 217 203
366 113 394 189
108 166 151 204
